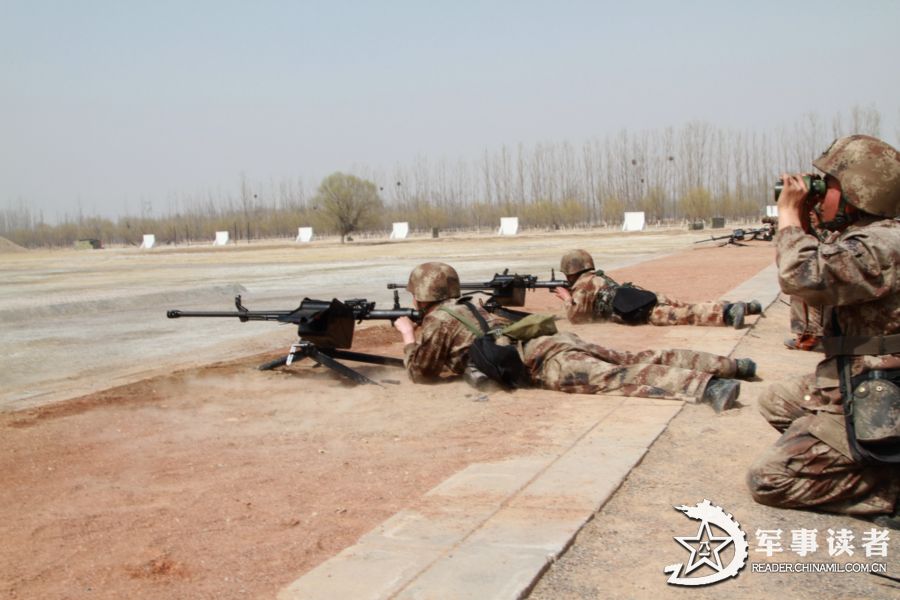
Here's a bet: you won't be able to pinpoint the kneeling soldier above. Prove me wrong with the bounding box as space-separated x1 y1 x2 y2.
747 135 900 527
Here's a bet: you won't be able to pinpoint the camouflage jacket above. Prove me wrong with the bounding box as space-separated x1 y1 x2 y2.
565 270 622 323
775 217 900 392
403 298 511 382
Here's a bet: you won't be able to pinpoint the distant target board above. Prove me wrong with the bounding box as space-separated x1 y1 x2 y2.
766 205 778 217
296 227 314 243
389 222 409 240
140 234 156 249
622 211 645 232
213 231 230 246
498 217 519 236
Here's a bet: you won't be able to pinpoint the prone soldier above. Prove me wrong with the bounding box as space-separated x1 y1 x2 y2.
391 262 757 412
552 249 762 329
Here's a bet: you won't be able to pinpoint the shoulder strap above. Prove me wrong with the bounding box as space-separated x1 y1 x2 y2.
438 304 484 337
461 301 491 333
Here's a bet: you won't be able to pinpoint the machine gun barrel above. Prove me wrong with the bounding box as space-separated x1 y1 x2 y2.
167 292 421 324
355 290 422 322
388 270 568 292
459 269 568 290
388 269 567 308
166 309 289 321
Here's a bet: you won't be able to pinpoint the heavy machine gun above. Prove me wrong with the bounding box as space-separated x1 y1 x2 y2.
166 290 421 385
388 269 568 314
694 223 775 247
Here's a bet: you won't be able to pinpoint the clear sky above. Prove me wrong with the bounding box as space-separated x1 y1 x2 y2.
2 0 899 220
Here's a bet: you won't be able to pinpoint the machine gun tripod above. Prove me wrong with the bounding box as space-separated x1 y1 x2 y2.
256 340 404 385
167 291 421 385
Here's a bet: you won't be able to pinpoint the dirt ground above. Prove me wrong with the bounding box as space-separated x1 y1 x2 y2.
4 230 869 599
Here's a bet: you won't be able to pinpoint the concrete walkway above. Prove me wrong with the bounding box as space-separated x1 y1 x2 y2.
278 266 783 600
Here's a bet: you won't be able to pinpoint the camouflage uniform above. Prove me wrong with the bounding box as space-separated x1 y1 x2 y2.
404 298 740 400
403 298 508 382
522 331 736 401
564 270 729 326
748 135 900 516
788 296 829 339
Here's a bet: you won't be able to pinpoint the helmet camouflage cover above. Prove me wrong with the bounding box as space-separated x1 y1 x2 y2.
560 249 595 276
406 262 460 302
812 135 900 217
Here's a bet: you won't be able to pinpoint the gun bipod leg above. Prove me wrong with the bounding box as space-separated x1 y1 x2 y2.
259 340 382 385
257 340 312 371
258 356 290 371
309 348 381 386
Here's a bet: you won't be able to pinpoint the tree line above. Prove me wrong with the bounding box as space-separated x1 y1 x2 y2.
1 107 889 248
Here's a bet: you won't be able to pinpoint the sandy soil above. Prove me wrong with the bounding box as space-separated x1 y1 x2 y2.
1 231 787 599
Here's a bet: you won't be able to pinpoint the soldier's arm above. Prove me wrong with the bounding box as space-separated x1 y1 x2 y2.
775 225 898 306
566 286 594 323
403 318 453 382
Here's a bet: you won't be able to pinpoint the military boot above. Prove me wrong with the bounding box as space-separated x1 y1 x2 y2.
701 378 741 412
724 302 746 329
746 300 763 315
735 358 757 380
464 363 493 391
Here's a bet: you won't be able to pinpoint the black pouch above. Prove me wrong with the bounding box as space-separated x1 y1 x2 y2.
611 286 658 324
843 368 900 465
460 302 530 389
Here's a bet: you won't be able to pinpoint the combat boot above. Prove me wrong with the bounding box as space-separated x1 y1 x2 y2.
464 363 494 391
701 378 741 412
724 302 747 329
735 358 757 380
746 300 763 315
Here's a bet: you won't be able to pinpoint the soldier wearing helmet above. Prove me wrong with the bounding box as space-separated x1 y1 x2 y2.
394 261 757 411
393 261 503 382
748 135 900 528
554 249 763 329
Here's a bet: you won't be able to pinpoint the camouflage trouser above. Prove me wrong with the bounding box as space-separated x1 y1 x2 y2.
647 293 727 327
536 343 736 401
747 376 899 515
788 296 829 336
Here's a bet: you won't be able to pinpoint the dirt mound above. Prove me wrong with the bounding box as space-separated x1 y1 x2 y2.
0 235 27 253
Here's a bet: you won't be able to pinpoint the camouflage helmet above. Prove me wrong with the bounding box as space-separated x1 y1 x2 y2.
851 378 900 444
812 135 900 217
406 262 460 302
560 249 595 276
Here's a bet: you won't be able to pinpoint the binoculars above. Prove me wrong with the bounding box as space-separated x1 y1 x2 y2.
773 174 827 201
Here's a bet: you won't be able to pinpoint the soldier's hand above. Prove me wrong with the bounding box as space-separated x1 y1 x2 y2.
553 286 572 303
777 173 808 231
392 316 417 345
